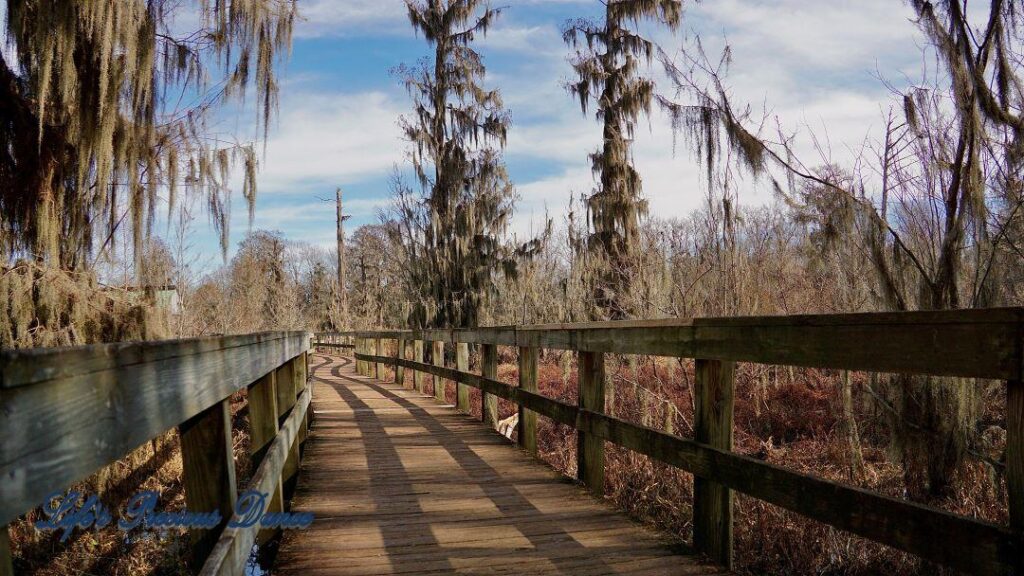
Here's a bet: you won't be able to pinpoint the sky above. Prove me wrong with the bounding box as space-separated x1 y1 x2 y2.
181 0 927 266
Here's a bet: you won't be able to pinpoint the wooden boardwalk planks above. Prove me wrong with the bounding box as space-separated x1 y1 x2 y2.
275 355 727 576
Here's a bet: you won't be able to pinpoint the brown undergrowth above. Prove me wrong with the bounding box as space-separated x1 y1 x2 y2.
497 355 1008 576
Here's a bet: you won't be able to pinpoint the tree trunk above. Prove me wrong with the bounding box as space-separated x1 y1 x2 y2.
837 370 864 481
893 374 977 500
336 188 348 328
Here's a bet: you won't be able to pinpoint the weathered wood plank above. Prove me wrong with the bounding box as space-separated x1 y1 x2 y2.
248 371 284 545
0 332 309 527
433 341 445 403
360 354 578 427
375 338 385 380
294 353 309 446
339 309 1024 379
276 360 300 495
693 359 735 569
481 343 499 428
577 351 605 496
518 346 538 455
179 399 238 564
295 352 308 393
396 338 407 387
353 338 360 374
414 340 425 393
1009 379 1023 532
200 386 311 576
311 342 354 350
249 372 279 463
364 338 371 376
456 342 470 413
517 307 1022 330
0 331 307 389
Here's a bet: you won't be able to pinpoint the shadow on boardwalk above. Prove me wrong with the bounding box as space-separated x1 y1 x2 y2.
275 354 729 575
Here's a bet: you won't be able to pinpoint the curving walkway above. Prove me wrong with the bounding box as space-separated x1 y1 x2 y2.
275 354 729 575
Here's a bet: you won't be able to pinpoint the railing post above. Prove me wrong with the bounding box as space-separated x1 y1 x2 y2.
1008 379 1022 533
693 358 736 569
276 359 300 497
363 337 369 375
355 337 363 375
414 340 425 393
577 351 605 495
295 352 309 446
375 337 385 380
178 398 237 564
362 337 370 377
353 337 359 374
1 525 12 576
396 337 407 387
248 370 284 545
456 341 470 413
433 341 446 402
518 346 538 455
482 343 499 427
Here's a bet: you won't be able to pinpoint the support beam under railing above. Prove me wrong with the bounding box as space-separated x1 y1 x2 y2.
248 370 284 545
375 338 385 380
456 342 470 413
414 340 425 393
179 399 238 564
518 346 538 455
577 351 605 496
481 344 498 428
396 338 407 387
693 358 736 570
276 359 300 498
433 341 445 403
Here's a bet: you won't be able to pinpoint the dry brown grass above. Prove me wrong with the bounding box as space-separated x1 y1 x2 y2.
518 357 1010 576
1 261 169 349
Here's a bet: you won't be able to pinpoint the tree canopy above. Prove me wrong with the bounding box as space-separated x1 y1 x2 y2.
392 0 535 329
0 0 295 270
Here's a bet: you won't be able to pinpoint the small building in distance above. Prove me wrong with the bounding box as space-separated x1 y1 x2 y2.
101 284 181 315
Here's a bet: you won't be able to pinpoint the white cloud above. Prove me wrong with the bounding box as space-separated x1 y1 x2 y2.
493 0 927 237
295 0 408 38
254 90 405 193
229 0 930 255
480 22 566 57
693 0 920 73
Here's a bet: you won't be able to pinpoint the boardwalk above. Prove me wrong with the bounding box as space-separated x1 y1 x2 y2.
275 354 727 576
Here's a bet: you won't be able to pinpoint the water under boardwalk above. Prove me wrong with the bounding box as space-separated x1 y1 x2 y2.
275 354 728 575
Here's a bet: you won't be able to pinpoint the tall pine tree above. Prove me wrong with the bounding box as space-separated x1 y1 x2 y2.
393 0 524 329
564 0 682 319
0 1 295 268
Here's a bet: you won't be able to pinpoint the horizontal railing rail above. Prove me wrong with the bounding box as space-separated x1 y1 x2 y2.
321 308 1024 576
0 330 313 575
312 333 355 351
339 308 1024 379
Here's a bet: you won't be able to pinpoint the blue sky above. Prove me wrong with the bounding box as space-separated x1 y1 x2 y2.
181 0 926 267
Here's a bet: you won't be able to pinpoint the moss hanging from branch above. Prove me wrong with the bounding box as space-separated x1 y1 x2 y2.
0 0 295 268
390 0 544 330
563 0 683 320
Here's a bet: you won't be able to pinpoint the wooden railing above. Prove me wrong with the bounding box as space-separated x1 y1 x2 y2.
325 308 1024 575
312 332 355 352
0 331 312 576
